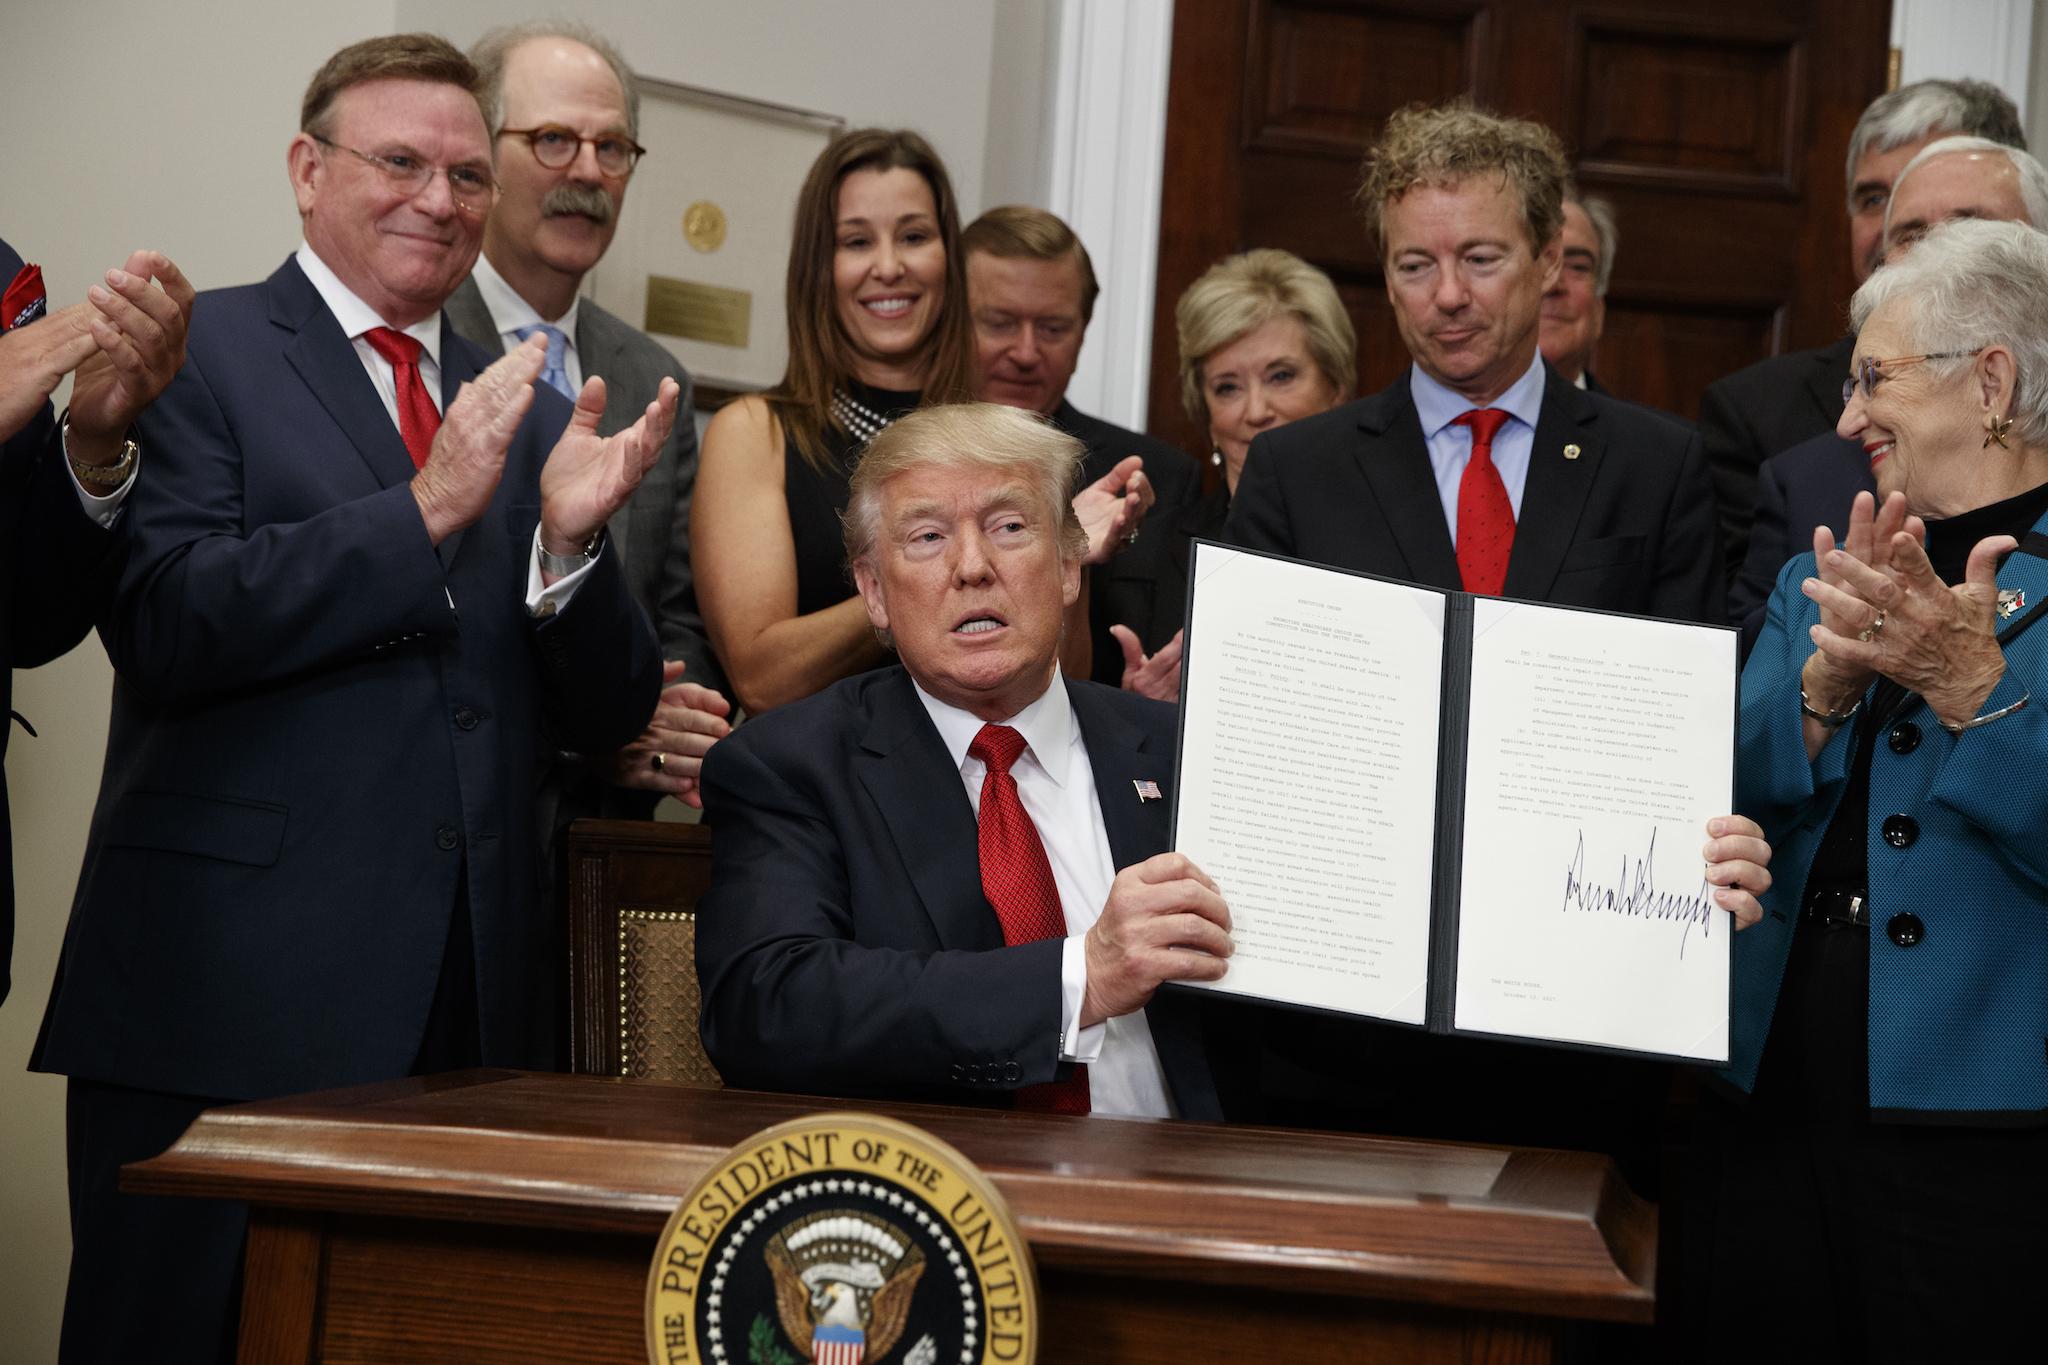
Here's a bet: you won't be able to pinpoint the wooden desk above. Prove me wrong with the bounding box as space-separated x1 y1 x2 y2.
128 1071 1654 1363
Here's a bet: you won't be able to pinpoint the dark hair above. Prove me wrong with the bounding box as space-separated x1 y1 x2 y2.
301 34 480 139
769 128 976 471
962 205 1100 324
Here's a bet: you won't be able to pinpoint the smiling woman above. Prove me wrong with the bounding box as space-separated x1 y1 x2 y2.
690 128 978 715
1699 216 2048 1355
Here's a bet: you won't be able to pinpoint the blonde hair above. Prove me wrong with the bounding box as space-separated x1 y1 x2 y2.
1175 249 1356 424
1357 101 1567 260
843 403 1088 569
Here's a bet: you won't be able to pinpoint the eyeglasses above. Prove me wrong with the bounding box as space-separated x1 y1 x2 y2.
313 136 497 214
499 125 646 177
1841 349 1984 406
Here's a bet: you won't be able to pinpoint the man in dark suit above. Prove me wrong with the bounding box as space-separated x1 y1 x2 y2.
1228 103 1723 627
447 21 730 826
33 36 669 1363
0 240 191 1005
697 402 1231 1120
963 206 1197 684
1702 78 2025 578
1729 136 2048 651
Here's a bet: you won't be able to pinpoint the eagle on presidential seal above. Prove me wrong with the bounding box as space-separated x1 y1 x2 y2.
765 1209 927 1364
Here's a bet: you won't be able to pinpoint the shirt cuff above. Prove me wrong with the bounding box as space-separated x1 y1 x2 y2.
526 526 598 617
61 425 136 527
1059 935 1105 1063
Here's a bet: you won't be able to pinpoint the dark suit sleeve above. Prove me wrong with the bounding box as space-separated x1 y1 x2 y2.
1731 454 1794 656
648 363 729 700
10 422 120 668
1699 376 1766 585
1648 427 1727 624
107 341 459 706
533 542 664 755
1220 432 1293 554
695 735 1067 1098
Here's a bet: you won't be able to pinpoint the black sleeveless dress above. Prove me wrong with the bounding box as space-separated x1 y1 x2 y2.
782 380 920 616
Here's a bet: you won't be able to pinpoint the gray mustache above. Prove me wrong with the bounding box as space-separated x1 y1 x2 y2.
543 184 614 224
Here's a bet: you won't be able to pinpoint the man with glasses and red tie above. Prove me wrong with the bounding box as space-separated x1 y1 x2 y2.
1223 102 1722 1186
446 22 731 834
33 34 672 1363
694 402 1234 1123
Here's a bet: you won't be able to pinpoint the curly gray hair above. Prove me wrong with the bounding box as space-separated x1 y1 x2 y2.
1851 217 2048 446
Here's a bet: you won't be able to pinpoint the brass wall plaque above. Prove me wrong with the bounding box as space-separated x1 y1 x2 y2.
644 275 751 349
682 200 727 253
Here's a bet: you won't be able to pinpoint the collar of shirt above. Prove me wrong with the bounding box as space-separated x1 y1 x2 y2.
471 251 582 345
1572 369 1589 391
1408 348 1546 441
295 241 443 369
913 671 1075 792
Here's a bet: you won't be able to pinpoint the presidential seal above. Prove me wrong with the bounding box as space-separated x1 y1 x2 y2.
647 1113 1037 1365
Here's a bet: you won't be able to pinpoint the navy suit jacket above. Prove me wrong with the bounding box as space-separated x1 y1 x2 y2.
695 667 1224 1120
1729 431 1875 656
2 237 123 1005
1699 336 1855 580
33 256 661 1100
1225 364 1725 623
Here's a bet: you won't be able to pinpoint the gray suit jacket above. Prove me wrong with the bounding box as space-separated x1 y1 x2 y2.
445 276 724 699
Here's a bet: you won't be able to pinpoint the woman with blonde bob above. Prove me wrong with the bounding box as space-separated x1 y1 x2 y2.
1694 216 2048 1358
1103 248 1355 700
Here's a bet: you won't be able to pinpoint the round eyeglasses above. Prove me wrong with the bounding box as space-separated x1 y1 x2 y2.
499 125 646 177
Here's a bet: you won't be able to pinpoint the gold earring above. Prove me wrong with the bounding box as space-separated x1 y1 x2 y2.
1984 410 2014 449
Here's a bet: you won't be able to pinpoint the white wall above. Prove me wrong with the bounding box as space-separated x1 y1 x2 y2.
0 3 1044 1360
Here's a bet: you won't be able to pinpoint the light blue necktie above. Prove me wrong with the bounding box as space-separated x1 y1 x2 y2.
514 322 575 399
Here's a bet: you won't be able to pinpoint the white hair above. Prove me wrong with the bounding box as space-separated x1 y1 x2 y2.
1565 188 1619 296
1851 217 2048 445
1885 135 2048 240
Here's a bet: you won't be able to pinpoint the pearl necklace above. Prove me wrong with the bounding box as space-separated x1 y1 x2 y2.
831 388 899 448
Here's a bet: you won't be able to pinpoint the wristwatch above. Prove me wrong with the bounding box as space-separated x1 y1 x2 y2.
62 416 140 489
539 526 605 577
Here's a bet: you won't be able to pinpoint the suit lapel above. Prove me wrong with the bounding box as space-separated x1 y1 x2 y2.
1067 679 1171 872
855 672 1002 950
1502 370 1603 601
1353 383 1461 588
575 307 641 550
271 258 418 493
444 276 508 359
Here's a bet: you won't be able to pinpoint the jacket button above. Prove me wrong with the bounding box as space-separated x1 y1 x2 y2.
1887 912 1925 948
1887 722 1920 755
454 705 480 730
1004 1061 1021 1082
1880 814 1919 849
435 825 460 851
949 1064 964 1082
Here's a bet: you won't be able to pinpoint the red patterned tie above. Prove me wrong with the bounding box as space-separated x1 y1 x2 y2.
968 724 1090 1115
1452 408 1515 596
362 326 441 469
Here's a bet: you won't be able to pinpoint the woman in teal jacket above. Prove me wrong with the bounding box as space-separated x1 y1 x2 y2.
1693 218 2048 1361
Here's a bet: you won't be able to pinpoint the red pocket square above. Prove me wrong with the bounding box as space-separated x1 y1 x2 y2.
4 262 47 331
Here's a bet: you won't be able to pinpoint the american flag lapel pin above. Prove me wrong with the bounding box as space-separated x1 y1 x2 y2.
1134 779 1162 802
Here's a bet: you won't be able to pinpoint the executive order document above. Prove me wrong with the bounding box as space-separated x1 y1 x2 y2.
1171 540 1737 1064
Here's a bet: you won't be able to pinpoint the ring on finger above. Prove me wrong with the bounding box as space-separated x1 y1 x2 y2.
1857 609 1886 643
651 752 667 772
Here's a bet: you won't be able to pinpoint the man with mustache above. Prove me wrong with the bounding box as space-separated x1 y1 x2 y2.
449 21 731 835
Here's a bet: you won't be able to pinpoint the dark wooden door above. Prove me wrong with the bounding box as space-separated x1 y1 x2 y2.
1148 0 1893 450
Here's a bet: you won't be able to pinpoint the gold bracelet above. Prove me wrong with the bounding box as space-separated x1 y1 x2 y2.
1799 688 1861 726
1938 691 2029 735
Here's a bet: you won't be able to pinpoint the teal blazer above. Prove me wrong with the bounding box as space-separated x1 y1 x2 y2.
1727 510 2048 1117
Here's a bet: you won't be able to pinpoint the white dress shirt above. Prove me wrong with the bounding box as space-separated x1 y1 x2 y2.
913 674 1176 1119
294 242 593 614
470 253 586 392
61 428 136 526
1410 349 1547 543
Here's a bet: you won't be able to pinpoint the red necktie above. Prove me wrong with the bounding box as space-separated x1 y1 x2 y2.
362 326 441 469
968 724 1090 1115
1452 408 1515 596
